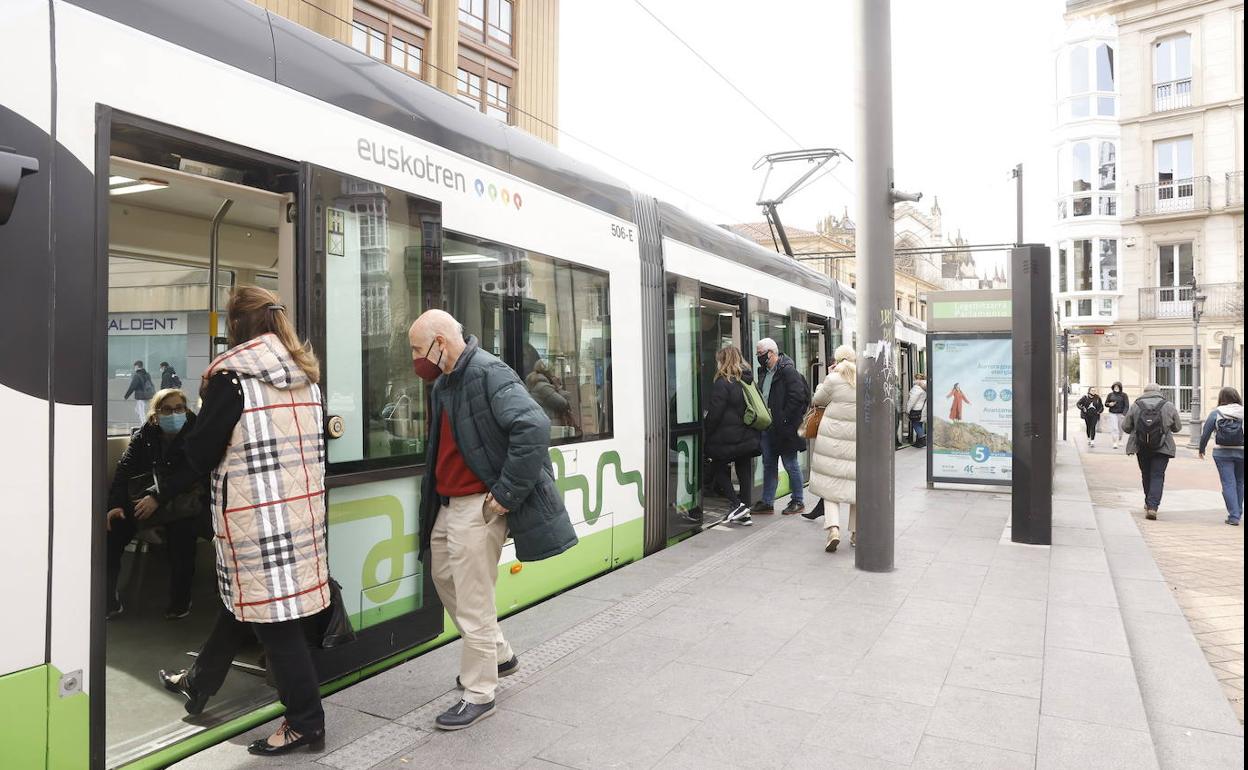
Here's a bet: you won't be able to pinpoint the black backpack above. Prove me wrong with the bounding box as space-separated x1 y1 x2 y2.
1134 399 1166 451
169 372 183 389
1215 411 1245 447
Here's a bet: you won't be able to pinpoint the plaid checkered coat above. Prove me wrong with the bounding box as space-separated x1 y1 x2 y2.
205 334 330 623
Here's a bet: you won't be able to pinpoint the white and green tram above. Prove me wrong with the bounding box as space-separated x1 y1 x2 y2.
0 1 921 767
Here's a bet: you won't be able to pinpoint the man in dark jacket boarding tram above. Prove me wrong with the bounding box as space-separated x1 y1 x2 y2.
408 309 578 731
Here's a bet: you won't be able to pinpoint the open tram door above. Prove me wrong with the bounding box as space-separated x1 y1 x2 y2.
664 276 747 541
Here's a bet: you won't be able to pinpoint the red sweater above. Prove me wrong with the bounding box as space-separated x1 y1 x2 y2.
435 412 488 497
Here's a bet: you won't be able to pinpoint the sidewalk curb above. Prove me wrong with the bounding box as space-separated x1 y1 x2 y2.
1068 437 1246 768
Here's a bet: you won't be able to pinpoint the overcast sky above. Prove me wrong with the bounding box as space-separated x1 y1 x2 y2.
558 0 1067 277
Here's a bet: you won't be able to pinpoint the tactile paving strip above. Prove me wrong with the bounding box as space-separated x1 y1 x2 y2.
323 523 783 767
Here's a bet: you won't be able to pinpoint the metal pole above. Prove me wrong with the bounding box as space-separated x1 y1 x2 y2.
1013 164 1023 246
1187 298 1203 448
854 0 895 572
208 198 234 350
1062 330 1069 442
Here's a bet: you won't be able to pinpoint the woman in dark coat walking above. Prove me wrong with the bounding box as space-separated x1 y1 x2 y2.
704 345 761 526
1077 387 1105 447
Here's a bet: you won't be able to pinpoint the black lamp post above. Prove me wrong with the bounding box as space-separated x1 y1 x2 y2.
1187 282 1208 448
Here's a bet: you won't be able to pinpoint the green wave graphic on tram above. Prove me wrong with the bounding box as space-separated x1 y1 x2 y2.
549 449 644 527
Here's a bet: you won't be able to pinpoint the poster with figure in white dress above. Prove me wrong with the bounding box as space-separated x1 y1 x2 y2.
929 335 1013 484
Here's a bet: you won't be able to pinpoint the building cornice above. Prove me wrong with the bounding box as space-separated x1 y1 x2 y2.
1119 97 1245 127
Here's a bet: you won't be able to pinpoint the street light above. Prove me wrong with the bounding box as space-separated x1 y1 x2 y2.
1187 282 1208 448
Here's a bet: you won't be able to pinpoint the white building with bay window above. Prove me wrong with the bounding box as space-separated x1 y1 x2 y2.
1058 0 1244 417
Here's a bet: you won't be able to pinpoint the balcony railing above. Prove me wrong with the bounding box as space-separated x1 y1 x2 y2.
1135 176 1210 217
1228 171 1244 208
1154 78 1192 111
1138 282 1244 321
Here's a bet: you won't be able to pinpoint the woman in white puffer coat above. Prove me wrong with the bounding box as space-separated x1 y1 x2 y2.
808 345 857 552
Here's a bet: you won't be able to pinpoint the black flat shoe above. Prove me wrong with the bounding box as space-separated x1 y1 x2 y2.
158 669 209 716
246 722 325 756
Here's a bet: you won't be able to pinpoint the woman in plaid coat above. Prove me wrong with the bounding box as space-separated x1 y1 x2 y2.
155 286 330 757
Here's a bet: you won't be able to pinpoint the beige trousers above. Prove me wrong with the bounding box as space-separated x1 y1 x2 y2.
430 492 513 705
823 501 857 534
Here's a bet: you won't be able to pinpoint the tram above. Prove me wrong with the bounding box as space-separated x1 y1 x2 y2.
0 2 922 767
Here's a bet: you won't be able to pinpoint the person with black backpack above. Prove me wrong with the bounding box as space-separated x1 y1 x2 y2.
1105 382 1130 450
705 345 763 526
1122 382 1184 520
1076 387 1105 448
159 361 182 390
1198 387 1244 526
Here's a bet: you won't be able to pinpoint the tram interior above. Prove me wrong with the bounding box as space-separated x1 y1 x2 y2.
104 129 294 765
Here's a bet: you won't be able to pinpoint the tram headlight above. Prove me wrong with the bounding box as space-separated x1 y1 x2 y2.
0 146 40 226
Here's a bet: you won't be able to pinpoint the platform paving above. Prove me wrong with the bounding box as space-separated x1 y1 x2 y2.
176 443 1243 769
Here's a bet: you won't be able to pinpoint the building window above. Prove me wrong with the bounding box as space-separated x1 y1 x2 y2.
1099 239 1118 291
1058 246 1068 293
1078 298 1093 316
1154 34 1192 111
486 79 510 120
487 0 513 46
1073 239 1093 291
456 66 483 108
459 0 485 29
1072 142 1092 216
1157 242 1194 296
1095 43 1115 115
1153 348 1194 413
1069 44 1089 118
352 4 427 81
1155 137 1194 210
461 0 512 52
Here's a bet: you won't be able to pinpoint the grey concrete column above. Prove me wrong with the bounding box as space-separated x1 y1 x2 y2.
853 0 895 573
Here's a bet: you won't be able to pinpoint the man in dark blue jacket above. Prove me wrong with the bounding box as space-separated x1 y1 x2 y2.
409 309 577 731
752 337 809 515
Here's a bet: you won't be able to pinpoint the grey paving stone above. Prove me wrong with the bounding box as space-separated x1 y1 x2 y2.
665 699 819 770
1150 722 1245 770
773 601 896 663
1051 544 1110 574
1104 545 1165 582
730 653 846 713
891 596 974 631
979 563 1050 602
1041 647 1149 732
678 618 799 675
803 691 931 764
962 597 1046 658
946 645 1044 698
837 574 917 608
933 536 999 566
910 734 1034 770
174 703 389 769
1050 525 1104 548
318 723 425 770
500 594 617 656
377 708 571 770
326 644 461 719
1119 608 1244 735
1048 567 1119 608
628 660 748 720
634 603 734 643
1036 715 1158 770
1046 601 1131 656
784 744 907 769
923 684 1040 754
536 705 699 770
909 561 988 606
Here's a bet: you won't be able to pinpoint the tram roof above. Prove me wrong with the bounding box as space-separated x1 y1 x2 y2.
66 0 835 295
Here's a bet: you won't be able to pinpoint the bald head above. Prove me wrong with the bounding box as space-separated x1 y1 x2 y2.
409 309 467 375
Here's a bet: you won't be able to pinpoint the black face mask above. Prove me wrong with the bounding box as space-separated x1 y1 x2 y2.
757 353 770 368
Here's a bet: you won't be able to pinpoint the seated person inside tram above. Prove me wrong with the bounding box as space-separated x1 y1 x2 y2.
106 387 208 621
525 358 579 437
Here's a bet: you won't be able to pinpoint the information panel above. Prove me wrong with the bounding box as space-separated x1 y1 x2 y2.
928 334 1013 485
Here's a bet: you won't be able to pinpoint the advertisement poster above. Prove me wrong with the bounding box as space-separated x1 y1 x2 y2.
929 335 1013 484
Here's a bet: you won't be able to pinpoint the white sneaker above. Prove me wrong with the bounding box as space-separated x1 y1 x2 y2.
1090 440 1095 447
1112 442 1119 449
724 504 747 523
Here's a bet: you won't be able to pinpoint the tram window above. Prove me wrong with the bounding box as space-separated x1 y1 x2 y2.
444 232 507 359
520 254 611 443
320 178 441 469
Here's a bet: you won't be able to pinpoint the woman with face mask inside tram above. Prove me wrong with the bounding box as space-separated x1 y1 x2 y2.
105 388 207 621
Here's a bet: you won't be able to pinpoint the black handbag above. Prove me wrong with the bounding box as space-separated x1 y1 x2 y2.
908 409 924 422
312 578 357 649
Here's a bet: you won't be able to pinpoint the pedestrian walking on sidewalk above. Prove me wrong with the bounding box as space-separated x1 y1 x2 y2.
1198 387 1244 526
806 345 858 552
705 345 762 527
1077 387 1105 447
1105 382 1129 449
1122 382 1184 521
906 374 928 448
409 309 577 731
751 338 809 515
153 287 331 756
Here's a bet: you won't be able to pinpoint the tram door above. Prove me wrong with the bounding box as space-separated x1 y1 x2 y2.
791 311 830 479
665 277 745 540
898 342 915 446
104 125 300 766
